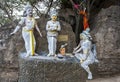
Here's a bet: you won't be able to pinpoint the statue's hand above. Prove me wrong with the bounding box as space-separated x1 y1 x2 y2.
73 51 77 54
73 48 77 51
80 59 84 63
73 51 75 54
10 32 15 36
52 28 56 31
55 27 57 30
52 27 57 31
40 33 42 37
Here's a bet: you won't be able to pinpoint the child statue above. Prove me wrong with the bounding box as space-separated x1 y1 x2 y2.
57 43 68 59
10 3 42 57
46 10 61 57
73 30 98 80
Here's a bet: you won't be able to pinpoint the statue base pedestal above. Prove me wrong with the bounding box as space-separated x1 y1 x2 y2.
18 53 86 82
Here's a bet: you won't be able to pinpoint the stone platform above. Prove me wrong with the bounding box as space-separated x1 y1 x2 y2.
19 53 86 82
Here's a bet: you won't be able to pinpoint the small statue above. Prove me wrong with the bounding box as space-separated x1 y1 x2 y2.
46 10 61 57
73 31 98 80
10 3 42 57
57 43 67 58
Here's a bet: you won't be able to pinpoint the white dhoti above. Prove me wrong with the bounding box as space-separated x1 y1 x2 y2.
75 51 95 69
47 36 57 56
22 30 36 56
12 17 37 56
75 53 87 61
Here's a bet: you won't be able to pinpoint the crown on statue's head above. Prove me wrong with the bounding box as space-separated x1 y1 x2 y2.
60 43 68 49
49 8 58 17
24 2 33 11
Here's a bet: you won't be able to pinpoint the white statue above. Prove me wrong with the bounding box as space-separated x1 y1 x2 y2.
10 3 42 57
57 43 68 58
82 28 92 40
73 31 98 80
46 10 61 57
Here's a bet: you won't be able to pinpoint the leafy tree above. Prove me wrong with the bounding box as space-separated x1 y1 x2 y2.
0 0 25 27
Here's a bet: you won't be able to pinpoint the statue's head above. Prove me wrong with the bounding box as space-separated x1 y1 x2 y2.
80 33 88 40
83 28 92 40
24 3 33 17
59 43 67 56
85 28 90 32
51 14 57 21
49 8 58 21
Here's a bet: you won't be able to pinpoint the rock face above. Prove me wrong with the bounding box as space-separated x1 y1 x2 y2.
0 27 22 82
91 6 120 75
19 53 86 82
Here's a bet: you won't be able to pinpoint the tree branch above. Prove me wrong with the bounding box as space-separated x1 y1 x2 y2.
90 0 96 11
46 0 53 15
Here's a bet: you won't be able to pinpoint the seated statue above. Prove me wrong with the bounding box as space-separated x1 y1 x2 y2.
10 3 42 57
73 29 98 80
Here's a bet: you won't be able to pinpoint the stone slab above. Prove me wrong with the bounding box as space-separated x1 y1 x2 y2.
19 53 86 82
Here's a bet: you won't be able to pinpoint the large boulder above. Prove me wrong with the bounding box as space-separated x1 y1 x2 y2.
91 6 120 75
0 27 21 82
19 53 86 82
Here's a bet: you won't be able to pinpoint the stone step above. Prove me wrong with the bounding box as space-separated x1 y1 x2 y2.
18 52 86 82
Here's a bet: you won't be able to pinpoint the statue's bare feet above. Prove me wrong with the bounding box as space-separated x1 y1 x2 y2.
34 53 39 56
47 53 51 57
88 72 93 80
25 53 30 57
95 59 99 63
47 53 55 57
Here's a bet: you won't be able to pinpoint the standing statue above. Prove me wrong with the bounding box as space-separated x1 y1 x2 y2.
73 30 98 80
10 3 42 57
46 10 61 57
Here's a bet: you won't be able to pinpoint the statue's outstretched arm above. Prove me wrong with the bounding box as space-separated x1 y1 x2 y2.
73 42 81 52
75 47 82 53
35 22 42 37
10 18 25 35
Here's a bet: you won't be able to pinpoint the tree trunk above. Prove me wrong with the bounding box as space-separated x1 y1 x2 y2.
75 14 83 45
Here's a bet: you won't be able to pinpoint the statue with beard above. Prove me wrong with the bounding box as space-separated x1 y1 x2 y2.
10 3 42 57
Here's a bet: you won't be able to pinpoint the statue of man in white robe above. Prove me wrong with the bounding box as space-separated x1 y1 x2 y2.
10 3 42 57
46 11 61 57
